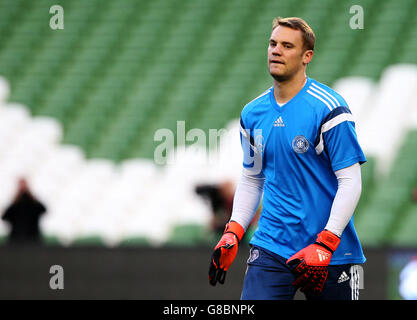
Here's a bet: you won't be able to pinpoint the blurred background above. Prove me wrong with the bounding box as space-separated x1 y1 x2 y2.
0 0 416 299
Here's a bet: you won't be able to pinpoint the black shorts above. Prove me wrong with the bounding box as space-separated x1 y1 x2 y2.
241 245 362 300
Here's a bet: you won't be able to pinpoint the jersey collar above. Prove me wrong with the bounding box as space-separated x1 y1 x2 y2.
270 76 311 112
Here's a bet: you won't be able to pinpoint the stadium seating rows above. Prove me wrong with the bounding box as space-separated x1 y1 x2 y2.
3 0 417 160
0 0 416 246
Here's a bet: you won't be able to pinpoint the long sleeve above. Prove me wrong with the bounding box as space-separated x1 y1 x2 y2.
325 163 362 237
230 171 265 231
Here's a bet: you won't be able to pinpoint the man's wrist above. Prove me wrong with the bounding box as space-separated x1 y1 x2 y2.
316 230 341 252
323 226 342 238
224 221 245 243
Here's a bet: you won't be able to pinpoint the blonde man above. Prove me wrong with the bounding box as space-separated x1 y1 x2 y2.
209 17 365 300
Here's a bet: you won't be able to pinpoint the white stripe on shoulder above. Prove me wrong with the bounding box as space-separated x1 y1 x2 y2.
311 82 341 107
307 89 333 111
321 112 355 133
309 86 337 109
315 113 355 155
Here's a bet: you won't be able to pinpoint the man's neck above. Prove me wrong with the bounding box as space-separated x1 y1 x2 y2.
273 71 307 105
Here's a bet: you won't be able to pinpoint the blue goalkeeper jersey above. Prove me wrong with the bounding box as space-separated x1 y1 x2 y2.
239 77 367 265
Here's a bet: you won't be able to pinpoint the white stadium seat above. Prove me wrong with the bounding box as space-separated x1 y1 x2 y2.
361 65 417 175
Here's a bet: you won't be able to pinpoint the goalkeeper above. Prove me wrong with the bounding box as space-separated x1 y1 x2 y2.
208 17 365 300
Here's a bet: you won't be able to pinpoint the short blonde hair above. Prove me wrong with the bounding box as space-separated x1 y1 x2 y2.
272 17 315 51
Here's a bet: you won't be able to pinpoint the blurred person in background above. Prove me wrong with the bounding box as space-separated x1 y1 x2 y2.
195 180 260 240
2 178 46 245
412 187 417 202
195 181 235 235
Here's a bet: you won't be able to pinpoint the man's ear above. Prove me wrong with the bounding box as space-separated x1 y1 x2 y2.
303 50 314 65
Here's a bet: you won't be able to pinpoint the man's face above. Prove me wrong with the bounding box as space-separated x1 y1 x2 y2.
268 26 312 81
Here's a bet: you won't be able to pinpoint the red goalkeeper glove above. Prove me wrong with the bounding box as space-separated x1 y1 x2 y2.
208 221 244 286
286 230 341 294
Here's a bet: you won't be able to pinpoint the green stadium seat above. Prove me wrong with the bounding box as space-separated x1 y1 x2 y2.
165 224 215 246
119 236 151 246
390 205 417 246
71 236 105 246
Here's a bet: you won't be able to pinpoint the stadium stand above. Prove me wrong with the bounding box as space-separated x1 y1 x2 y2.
0 0 416 247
